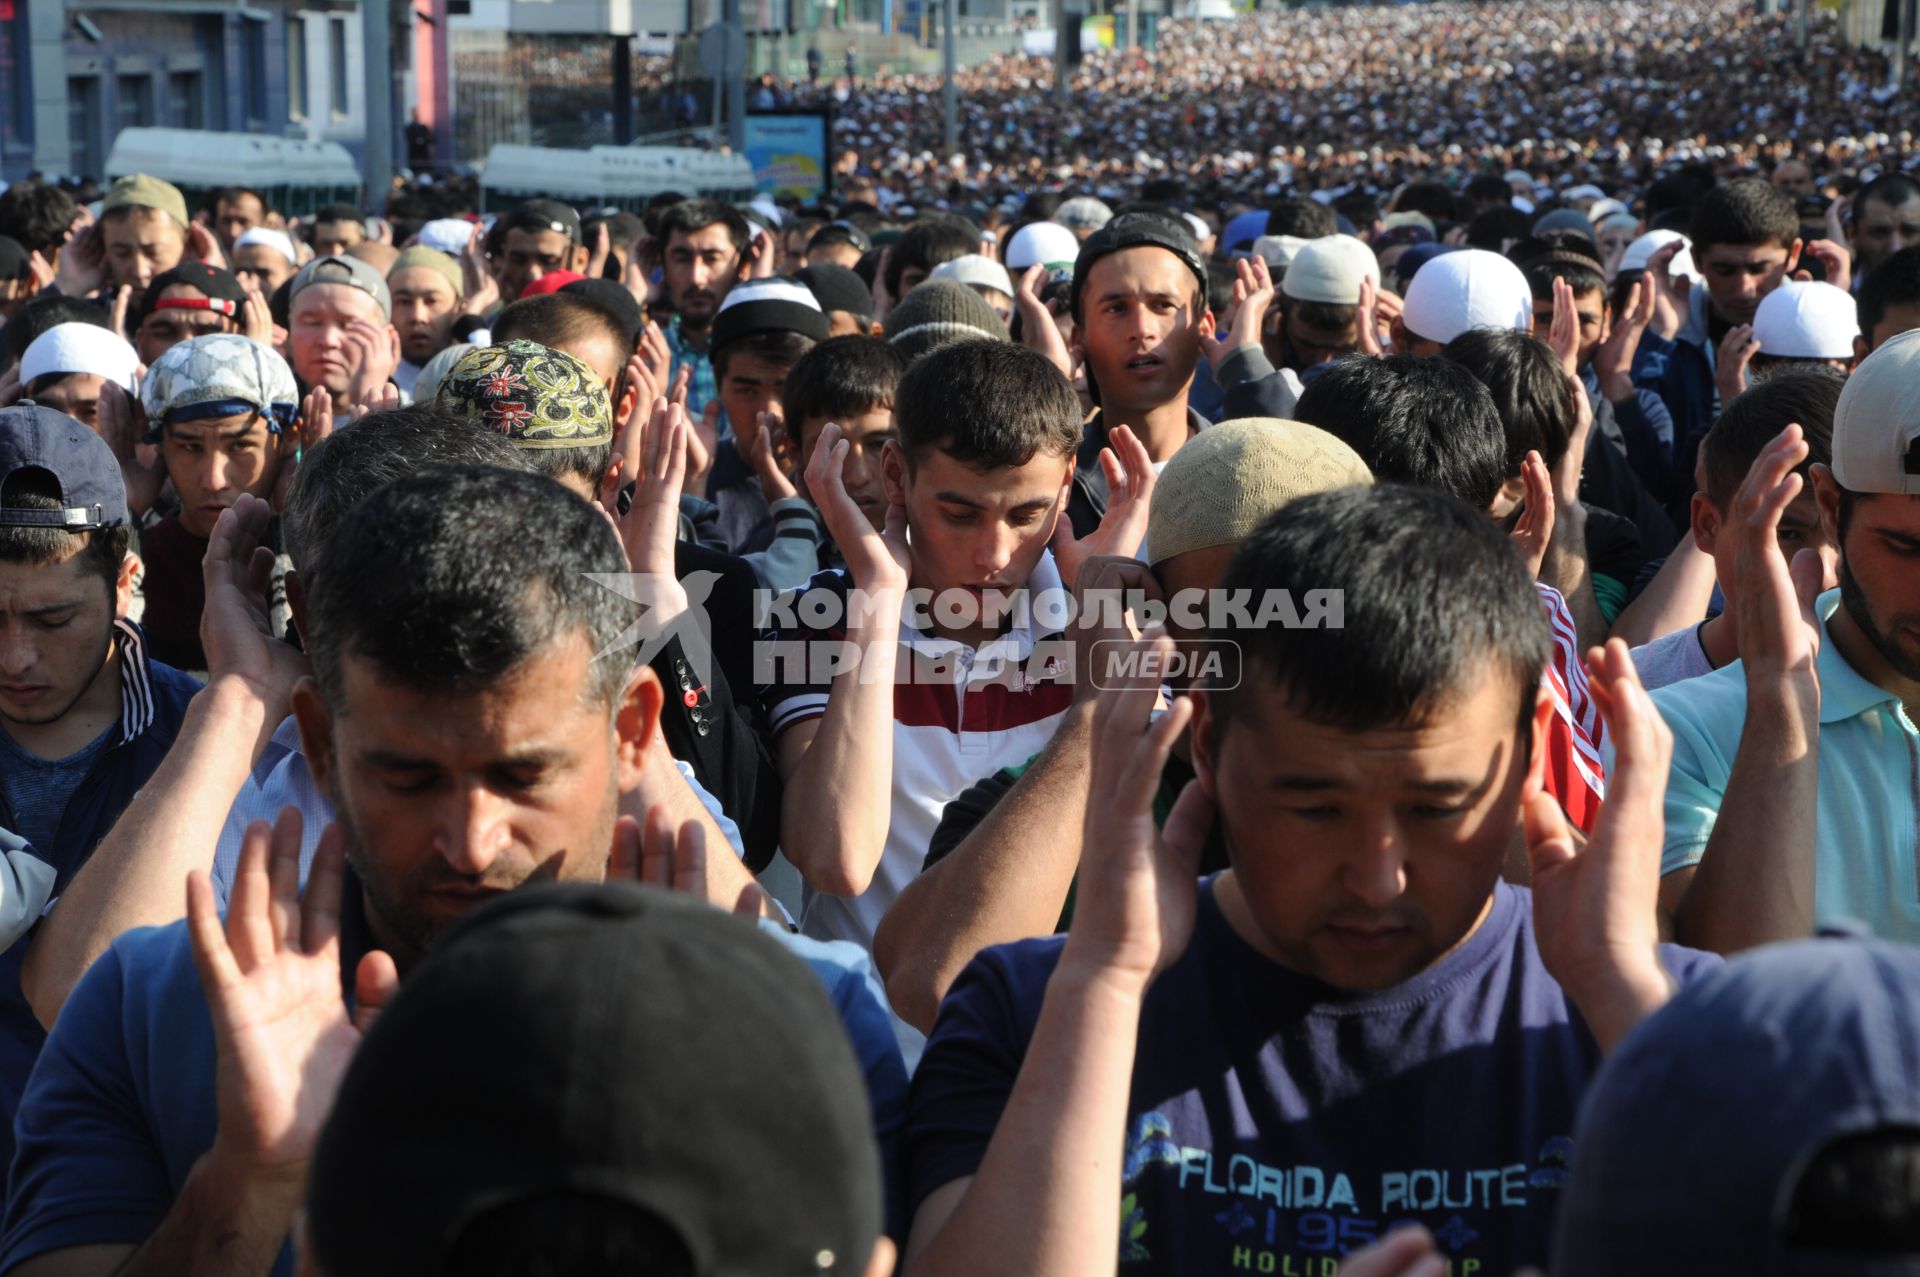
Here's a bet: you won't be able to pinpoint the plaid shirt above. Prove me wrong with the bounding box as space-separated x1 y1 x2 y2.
666 315 721 430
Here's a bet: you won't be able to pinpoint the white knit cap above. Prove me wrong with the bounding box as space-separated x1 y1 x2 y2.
1831 328 1920 495
1281 235 1381 305
1752 281 1861 360
1004 221 1083 272
418 218 476 256
234 227 298 266
931 254 1015 298
20 323 139 392
1401 249 1533 345
1588 198 1632 224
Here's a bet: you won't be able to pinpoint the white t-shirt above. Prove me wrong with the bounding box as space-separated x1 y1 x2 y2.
1630 623 1716 691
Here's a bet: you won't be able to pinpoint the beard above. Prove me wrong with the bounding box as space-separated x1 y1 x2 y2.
1839 558 1920 683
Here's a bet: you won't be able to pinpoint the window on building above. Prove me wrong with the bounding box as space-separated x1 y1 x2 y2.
168 70 203 128
116 74 151 132
289 14 307 120
243 18 268 127
329 17 348 117
67 76 101 183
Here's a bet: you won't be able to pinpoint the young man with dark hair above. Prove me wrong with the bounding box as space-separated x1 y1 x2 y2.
882 217 979 300
0 183 76 271
211 188 268 255
901 483 1707 1277
134 334 297 671
490 199 587 304
384 247 463 395
1656 330 1920 952
1 463 797 1277
1637 178 1802 461
432 340 615 499
763 341 1082 961
1263 195 1337 241
489 289 640 426
657 198 754 418
92 176 199 314
797 262 878 336
0 295 110 373
784 335 904 538
1629 366 1841 691
1847 172 1920 290
0 405 198 1177
1856 242 1920 355
130 262 250 366
308 204 367 260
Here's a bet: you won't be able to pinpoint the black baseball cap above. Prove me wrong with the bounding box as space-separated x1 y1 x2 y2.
796 263 875 323
133 261 249 329
501 198 584 246
0 404 130 531
1069 211 1208 320
808 221 872 255
306 883 883 1277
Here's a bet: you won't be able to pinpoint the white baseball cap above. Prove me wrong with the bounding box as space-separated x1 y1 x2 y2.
1401 249 1534 346
234 227 299 267
931 254 1015 298
1281 235 1381 305
1831 328 1920 495
1620 229 1702 282
1004 221 1082 272
1752 281 1860 360
20 323 139 393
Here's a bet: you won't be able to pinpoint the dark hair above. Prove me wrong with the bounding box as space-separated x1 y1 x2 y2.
491 293 632 361
1209 484 1549 738
1465 174 1512 207
436 1195 696 1277
1265 196 1336 240
0 183 77 259
1858 243 1920 342
1333 192 1381 233
657 199 750 256
1441 328 1576 474
1466 206 1533 251
1853 174 1920 226
1292 355 1509 511
712 329 817 384
1689 179 1799 254
1701 364 1842 512
305 465 631 712
214 186 267 211
1015 192 1063 229
283 405 531 571
1285 298 1358 333
782 335 903 428
1394 181 1460 224
1781 1129 1920 1253
1646 171 1711 223
1521 256 1607 304
0 294 111 370
314 203 365 228
884 217 979 299
0 467 131 595
893 340 1080 470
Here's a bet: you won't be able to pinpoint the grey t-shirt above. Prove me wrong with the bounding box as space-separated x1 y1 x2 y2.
0 726 114 854
1630 623 1716 691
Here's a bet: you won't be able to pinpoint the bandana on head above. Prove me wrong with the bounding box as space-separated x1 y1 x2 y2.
138 333 299 438
435 340 612 449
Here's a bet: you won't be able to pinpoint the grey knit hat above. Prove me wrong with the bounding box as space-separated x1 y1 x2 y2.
883 278 1007 364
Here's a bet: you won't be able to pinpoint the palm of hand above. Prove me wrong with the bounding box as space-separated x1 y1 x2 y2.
212 953 360 1176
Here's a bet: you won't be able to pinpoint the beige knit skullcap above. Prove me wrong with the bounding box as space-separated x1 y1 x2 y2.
1148 419 1373 566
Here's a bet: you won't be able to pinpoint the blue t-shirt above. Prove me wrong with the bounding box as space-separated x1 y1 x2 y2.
4 886 909 1273
905 878 1716 1275
0 724 114 859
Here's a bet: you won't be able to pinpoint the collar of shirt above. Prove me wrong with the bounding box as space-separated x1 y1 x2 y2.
110 619 160 747
1815 588 1912 726
900 550 1067 669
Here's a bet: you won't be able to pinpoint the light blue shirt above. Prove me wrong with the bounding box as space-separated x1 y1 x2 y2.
1654 589 1920 940
212 718 748 908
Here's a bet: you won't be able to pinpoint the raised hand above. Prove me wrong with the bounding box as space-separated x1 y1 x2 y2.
1016 263 1074 379
638 320 673 397
1356 274 1388 356
1643 240 1691 342
1335 1227 1445 1277
1526 639 1674 1051
807 421 908 595
1731 424 1824 692
107 285 132 342
1546 276 1581 377
240 284 275 346
346 381 402 426
1199 255 1275 374
1067 555 1162 705
603 395 690 588
1062 632 1211 990
96 380 167 515
201 494 310 712
1554 370 1594 509
586 221 612 281
187 813 399 1186
1797 238 1851 294
459 223 500 318
1507 449 1554 580
1715 323 1759 408
340 318 400 408
187 222 228 271
296 382 335 454
54 222 106 297
743 410 799 502
1050 423 1155 587
25 250 54 294
1592 276 1651 403
623 233 658 307
608 807 765 917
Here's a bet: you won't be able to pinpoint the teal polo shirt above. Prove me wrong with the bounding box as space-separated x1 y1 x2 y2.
1653 589 1920 940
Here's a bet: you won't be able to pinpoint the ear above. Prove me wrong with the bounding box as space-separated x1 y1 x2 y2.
1690 491 1721 555
1196 305 1216 341
286 568 308 644
867 319 885 338
1491 471 1527 519
614 382 637 429
1785 238 1804 275
880 437 909 507
1388 313 1407 352
1522 687 1555 800
614 664 664 793
1810 461 1842 545
114 550 138 621
570 244 589 273
291 679 338 803
1188 687 1221 800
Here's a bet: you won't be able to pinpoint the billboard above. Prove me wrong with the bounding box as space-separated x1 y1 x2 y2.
743 110 831 202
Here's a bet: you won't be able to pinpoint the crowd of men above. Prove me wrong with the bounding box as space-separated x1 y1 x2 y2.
0 3 1918 1270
